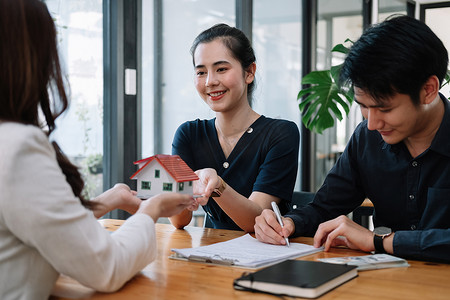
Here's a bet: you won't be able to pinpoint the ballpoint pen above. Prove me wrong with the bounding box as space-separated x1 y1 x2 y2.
271 201 290 247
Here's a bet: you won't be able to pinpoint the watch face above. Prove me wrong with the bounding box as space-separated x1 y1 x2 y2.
374 226 392 236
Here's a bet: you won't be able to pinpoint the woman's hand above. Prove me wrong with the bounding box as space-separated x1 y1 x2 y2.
92 183 141 218
193 168 221 205
137 193 197 223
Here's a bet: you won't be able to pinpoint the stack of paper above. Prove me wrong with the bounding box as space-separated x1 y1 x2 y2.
319 254 409 271
171 233 322 269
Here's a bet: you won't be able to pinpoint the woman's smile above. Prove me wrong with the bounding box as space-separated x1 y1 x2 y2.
208 90 227 101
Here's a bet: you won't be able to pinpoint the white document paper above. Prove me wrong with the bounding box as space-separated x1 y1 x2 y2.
170 233 323 269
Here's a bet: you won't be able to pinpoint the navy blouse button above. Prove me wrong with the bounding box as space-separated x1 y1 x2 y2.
412 161 418 167
409 194 415 200
411 225 417 230
246 127 253 133
223 162 229 168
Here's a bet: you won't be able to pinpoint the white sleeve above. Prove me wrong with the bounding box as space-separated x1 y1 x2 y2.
2 128 156 292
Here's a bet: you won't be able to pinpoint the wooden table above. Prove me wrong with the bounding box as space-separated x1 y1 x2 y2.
52 220 450 300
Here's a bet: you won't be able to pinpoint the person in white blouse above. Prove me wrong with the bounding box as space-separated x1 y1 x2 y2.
0 0 197 299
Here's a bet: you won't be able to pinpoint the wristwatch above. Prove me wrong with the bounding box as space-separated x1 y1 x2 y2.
373 226 392 254
211 176 226 197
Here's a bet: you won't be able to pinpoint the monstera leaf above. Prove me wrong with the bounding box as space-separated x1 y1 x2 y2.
444 70 450 89
297 41 353 134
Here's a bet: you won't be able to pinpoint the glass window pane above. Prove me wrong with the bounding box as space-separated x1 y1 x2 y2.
142 181 151 190
163 183 173 191
253 0 302 189
379 0 407 22
425 7 450 97
315 0 363 190
160 0 235 155
46 0 104 199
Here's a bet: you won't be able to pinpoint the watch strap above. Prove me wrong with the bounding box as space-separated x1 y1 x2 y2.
211 176 226 197
374 234 386 254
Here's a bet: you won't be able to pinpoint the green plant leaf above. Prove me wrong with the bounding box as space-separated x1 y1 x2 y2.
331 39 352 55
331 44 349 55
297 69 353 134
297 40 354 134
443 70 450 88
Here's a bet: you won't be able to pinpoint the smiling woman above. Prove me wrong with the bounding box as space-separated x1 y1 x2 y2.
169 24 300 233
193 39 257 143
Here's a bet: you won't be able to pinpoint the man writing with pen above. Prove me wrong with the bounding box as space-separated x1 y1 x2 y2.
254 15 450 264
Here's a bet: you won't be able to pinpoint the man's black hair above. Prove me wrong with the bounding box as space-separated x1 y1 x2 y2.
340 15 448 105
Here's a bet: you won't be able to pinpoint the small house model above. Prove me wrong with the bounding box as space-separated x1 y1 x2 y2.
130 154 199 199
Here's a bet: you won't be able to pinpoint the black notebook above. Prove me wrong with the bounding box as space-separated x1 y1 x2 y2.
233 259 358 298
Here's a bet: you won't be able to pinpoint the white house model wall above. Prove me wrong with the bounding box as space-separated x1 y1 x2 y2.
130 154 199 199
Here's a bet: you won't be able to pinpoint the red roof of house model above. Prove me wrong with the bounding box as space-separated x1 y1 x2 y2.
130 154 199 182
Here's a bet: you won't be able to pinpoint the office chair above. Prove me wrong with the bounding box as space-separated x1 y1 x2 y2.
352 199 374 228
291 192 373 228
203 213 214 228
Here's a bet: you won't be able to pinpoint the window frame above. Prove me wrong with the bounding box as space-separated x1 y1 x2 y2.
103 0 139 219
141 181 151 190
163 183 173 191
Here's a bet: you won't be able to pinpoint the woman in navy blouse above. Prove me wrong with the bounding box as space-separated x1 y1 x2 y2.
169 24 300 232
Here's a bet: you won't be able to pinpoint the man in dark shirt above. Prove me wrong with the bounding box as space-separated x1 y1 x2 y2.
254 15 450 263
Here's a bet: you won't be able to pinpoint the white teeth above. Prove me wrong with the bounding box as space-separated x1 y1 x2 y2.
209 91 225 97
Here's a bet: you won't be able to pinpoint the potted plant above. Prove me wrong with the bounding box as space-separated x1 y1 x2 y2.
86 153 103 175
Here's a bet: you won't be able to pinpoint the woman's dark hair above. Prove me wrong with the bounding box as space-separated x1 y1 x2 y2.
340 15 449 105
191 23 256 105
0 0 92 208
